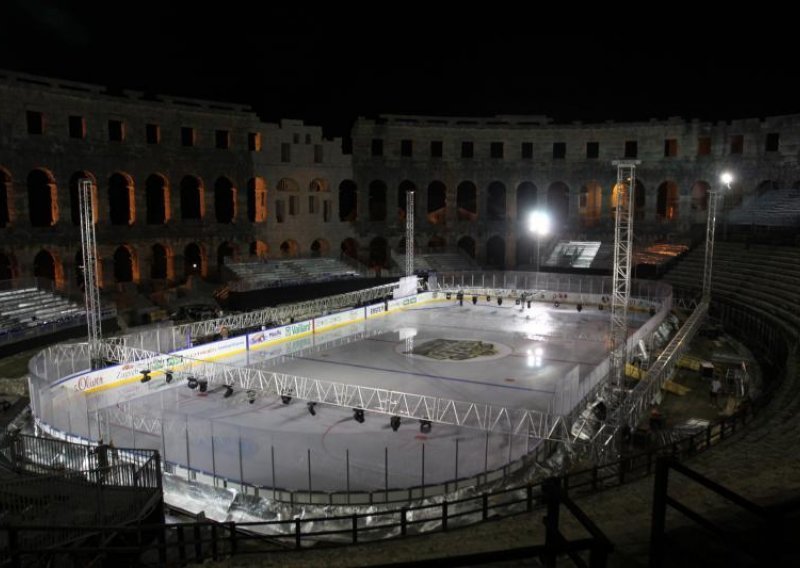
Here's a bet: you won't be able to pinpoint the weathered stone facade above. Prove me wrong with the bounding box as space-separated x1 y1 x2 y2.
0 71 355 290
2 69 799 290
352 114 800 267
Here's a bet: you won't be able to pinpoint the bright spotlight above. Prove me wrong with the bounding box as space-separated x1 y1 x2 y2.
528 210 551 236
720 172 733 186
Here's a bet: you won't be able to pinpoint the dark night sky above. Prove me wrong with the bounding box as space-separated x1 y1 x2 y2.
2 3 797 139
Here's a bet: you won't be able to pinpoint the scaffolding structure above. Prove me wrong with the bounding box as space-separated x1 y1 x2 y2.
405 190 415 276
174 282 400 340
78 179 103 367
702 189 723 301
94 341 572 441
592 160 641 449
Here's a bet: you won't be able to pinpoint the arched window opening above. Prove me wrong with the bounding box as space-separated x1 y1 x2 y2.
145 174 170 225
341 238 359 260
184 243 205 277
656 181 680 221
457 236 476 258
180 176 204 220
339 179 357 221
247 178 267 222
28 169 59 227
214 177 236 223
310 239 330 257
108 172 135 226
113 245 138 283
69 172 99 226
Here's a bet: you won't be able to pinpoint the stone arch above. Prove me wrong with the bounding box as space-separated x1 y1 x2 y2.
427 235 446 251
249 240 269 259
151 243 174 280
310 238 330 257
487 181 506 221
279 240 299 258
217 241 239 268
339 179 357 221
368 180 387 221
547 182 570 228
75 249 104 288
486 235 506 268
0 167 13 228
516 182 538 221
457 236 476 258
369 237 388 268
145 173 171 225
0 251 18 280
691 181 710 211
656 181 680 221
427 180 446 224
309 178 330 192
214 176 236 223
340 238 359 261
456 181 477 221
28 168 59 227
398 180 415 220
69 171 99 225
180 175 204 220
184 242 207 278
516 235 537 267
113 245 139 283
247 177 268 222
33 249 64 287
579 181 602 227
108 172 135 226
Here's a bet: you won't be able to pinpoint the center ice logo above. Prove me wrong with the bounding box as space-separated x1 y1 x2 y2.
406 338 497 361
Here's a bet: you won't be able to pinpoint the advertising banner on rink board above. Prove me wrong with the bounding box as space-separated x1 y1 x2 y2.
395 275 418 298
314 307 364 332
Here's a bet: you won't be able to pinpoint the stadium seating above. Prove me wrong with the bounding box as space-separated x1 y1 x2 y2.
0 287 83 342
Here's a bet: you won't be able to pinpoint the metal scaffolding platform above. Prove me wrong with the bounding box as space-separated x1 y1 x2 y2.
95 342 572 442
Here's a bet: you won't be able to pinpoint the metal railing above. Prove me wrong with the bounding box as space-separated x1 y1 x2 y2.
650 457 800 567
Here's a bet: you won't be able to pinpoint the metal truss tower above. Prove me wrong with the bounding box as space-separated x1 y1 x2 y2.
405 190 415 276
702 190 721 301
78 179 103 366
608 161 640 410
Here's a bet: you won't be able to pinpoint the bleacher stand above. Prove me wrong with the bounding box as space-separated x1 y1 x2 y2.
224 258 361 292
0 287 83 344
727 187 800 227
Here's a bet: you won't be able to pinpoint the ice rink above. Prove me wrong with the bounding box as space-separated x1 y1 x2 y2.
96 299 652 495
